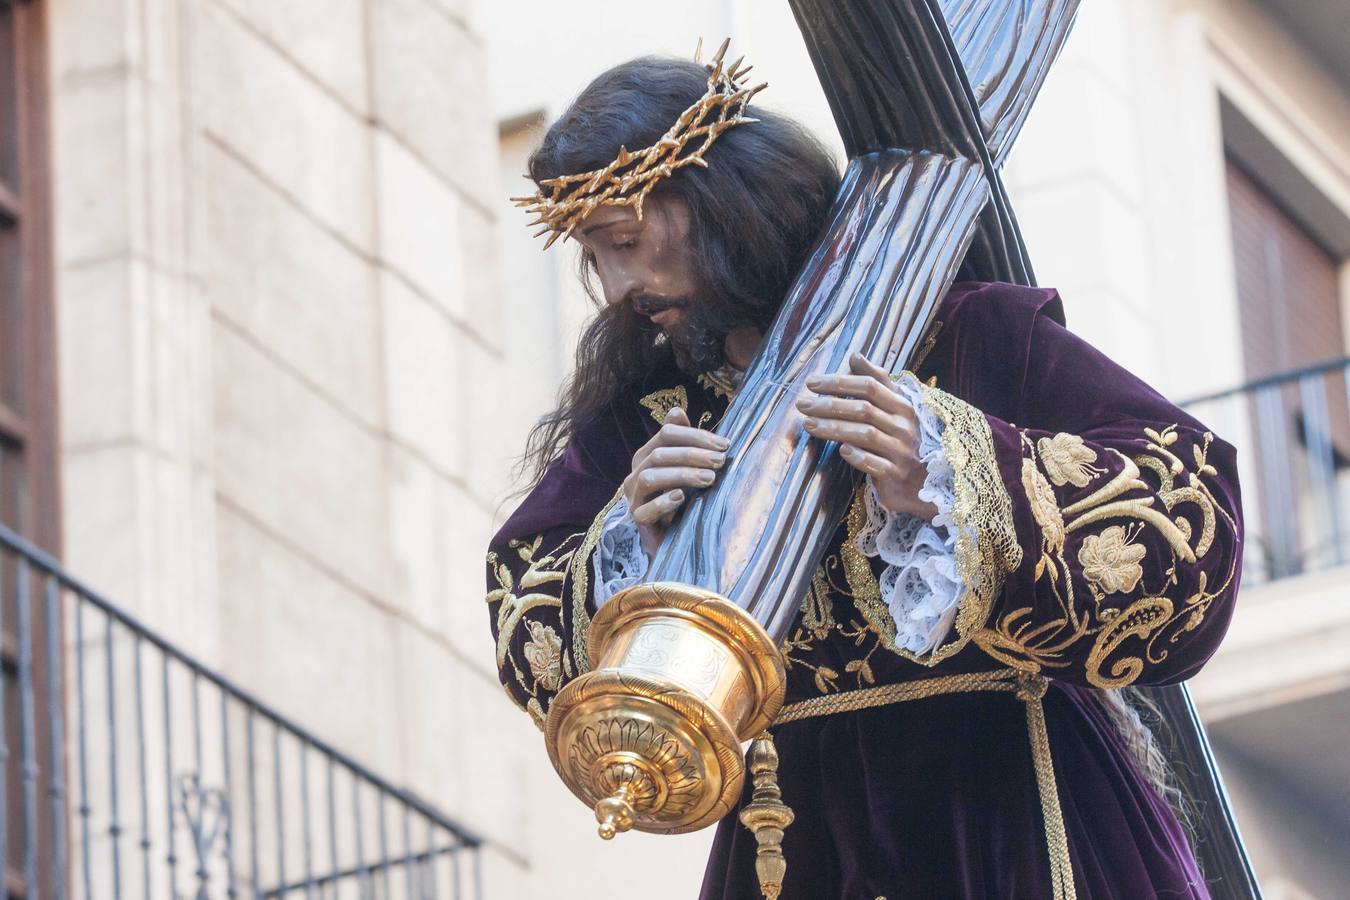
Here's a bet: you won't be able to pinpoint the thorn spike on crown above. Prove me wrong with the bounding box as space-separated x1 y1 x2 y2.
712 37 730 66
512 38 766 248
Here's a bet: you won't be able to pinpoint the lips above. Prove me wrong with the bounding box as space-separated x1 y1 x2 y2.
632 295 688 329
650 308 684 329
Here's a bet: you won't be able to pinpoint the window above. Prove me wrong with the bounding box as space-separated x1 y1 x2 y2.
1226 157 1349 577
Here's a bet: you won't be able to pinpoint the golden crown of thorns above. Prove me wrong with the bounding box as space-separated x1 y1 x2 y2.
513 38 767 249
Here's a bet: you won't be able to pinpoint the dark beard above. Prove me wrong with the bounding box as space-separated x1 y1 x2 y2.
661 295 744 376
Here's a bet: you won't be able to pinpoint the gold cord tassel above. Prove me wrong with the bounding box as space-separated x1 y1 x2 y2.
738 733 794 900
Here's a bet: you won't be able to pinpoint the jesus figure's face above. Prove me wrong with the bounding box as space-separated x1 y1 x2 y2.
575 194 728 374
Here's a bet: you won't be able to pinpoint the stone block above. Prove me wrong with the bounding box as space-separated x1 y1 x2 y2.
202 141 382 428
52 75 133 266
450 656 533 847
390 621 530 848
455 332 521 509
57 257 143 447
61 446 145 608
1006 58 1142 206
440 479 499 676
459 201 503 348
375 133 467 324
1056 0 1134 98
369 0 496 209
212 0 369 113
380 270 463 473
385 446 496 676
477 844 530 900
215 504 401 773
47 0 135 77
196 1 374 252
1010 175 1152 317
60 440 217 660
211 322 391 599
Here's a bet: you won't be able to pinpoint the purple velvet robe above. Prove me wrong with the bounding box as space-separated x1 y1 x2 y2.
485 282 1244 899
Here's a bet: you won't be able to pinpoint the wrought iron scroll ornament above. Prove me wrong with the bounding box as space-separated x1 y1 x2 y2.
176 773 230 900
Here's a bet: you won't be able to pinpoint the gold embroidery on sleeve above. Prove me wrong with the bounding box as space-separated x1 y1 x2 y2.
522 619 564 692
839 380 1022 665
973 425 1239 688
1078 525 1146 594
486 534 578 726
1038 433 1104 487
569 489 626 675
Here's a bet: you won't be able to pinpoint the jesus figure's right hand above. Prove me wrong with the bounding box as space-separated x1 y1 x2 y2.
622 406 730 556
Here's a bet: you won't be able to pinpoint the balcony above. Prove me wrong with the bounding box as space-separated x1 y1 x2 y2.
1182 358 1350 895
0 524 485 899
1182 356 1350 584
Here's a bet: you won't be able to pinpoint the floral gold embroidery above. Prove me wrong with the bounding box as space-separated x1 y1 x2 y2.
974 424 1239 689
800 565 836 640
778 557 885 694
1079 525 1145 595
1037 433 1103 487
485 532 580 727
522 619 563 692
697 367 738 400
1022 457 1065 556
487 536 568 671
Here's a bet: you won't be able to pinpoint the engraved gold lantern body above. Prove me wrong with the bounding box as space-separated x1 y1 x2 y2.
544 583 786 839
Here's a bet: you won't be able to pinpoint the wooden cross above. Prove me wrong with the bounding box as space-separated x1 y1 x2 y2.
643 2 1259 894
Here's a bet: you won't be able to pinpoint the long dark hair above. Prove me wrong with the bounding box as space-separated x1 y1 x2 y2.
518 56 841 487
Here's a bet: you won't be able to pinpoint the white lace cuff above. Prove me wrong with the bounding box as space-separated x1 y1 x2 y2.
851 372 967 655
593 498 649 608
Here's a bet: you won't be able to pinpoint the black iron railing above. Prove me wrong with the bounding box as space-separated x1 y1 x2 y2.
1180 356 1350 584
0 522 484 898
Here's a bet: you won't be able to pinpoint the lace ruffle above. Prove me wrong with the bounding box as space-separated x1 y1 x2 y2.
592 498 648 608
851 373 966 655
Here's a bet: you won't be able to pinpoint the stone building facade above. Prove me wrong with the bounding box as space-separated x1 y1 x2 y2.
4 0 1346 897
40 0 541 894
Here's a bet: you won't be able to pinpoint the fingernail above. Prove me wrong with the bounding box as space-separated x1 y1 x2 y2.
795 397 811 410
804 418 818 429
670 490 684 502
699 471 715 485
805 376 823 388
711 453 726 466
715 436 731 449
840 445 854 457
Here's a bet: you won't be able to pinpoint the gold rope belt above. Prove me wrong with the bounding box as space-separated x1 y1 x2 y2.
757 668 1076 900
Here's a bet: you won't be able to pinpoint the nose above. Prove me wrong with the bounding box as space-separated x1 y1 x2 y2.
595 258 641 309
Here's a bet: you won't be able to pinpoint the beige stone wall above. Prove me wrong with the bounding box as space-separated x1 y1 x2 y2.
49 0 541 894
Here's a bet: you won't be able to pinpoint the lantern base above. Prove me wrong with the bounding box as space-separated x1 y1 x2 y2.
544 583 786 836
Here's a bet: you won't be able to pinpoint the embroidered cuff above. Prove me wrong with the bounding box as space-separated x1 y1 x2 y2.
592 498 649 608
852 373 965 655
